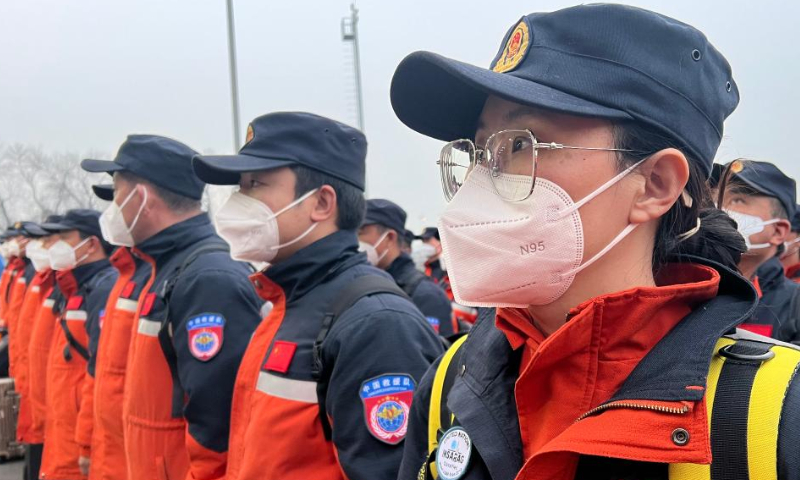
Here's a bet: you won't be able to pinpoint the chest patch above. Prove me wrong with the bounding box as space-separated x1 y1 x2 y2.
436 427 473 480
263 340 297 374
359 374 415 445
187 313 225 361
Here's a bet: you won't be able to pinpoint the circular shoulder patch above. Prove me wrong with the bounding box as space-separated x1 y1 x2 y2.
436 426 473 480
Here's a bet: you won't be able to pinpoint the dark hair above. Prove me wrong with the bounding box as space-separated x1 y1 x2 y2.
613 123 746 273
291 165 365 230
77 230 114 256
115 171 201 214
724 179 789 220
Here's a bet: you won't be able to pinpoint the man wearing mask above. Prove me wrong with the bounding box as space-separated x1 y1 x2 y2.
1 223 40 335
72 183 153 480
38 210 117 480
192 111 444 480
359 199 454 337
12 218 59 480
781 208 800 281
720 160 800 343
81 135 262 480
25 220 64 480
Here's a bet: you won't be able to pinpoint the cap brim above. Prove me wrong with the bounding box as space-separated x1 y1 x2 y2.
81 159 124 174
23 224 49 237
192 153 297 185
390 51 633 142
39 222 74 233
92 184 115 202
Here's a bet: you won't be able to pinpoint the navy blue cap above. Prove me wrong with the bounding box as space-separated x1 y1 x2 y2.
362 199 407 234
92 184 114 202
192 112 367 191
390 4 738 178
791 207 800 232
81 135 205 200
12 221 48 238
43 215 63 225
40 209 104 239
420 227 440 241
730 160 797 219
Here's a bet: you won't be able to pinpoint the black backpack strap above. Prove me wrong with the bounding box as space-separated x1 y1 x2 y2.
60 317 90 361
394 267 430 298
311 275 410 440
157 240 230 418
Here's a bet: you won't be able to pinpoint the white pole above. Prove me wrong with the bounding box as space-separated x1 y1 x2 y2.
226 0 242 151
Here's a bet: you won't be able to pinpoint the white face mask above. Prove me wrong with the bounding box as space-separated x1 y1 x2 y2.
410 242 437 271
100 187 147 247
26 240 51 272
0 243 9 261
724 209 780 250
359 231 390 266
48 238 91 272
6 239 21 258
214 189 319 264
439 161 643 308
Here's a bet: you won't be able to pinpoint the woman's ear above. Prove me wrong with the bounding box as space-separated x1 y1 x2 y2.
309 185 338 223
629 148 689 225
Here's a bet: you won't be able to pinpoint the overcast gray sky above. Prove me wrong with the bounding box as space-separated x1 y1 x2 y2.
1 0 798 231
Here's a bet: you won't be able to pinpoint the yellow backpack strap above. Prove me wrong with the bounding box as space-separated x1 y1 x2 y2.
670 337 800 480
423 335 468 480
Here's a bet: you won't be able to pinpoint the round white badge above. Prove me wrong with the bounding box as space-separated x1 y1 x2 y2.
435 426 472 480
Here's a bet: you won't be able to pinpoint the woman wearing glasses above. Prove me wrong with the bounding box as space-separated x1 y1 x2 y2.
390 4 800 480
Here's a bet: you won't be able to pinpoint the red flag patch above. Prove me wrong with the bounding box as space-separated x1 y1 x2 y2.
264 341 297 374
66 296 84 310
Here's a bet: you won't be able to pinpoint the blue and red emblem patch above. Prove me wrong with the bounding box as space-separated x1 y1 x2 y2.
360 374 415 445
187 313 225 361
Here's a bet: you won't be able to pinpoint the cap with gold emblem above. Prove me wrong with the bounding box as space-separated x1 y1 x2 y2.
192 111 367 191
729 160 797 219
390 3 739 178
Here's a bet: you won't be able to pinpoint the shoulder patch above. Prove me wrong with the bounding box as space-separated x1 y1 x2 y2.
99 309 106 329
187 313 225 361
426 316 441 334
360 374 415 445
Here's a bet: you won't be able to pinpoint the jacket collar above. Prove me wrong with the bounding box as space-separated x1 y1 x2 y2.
386 253 415 278
71 259 112 286
136 214 215 265
755 256 786 293
262 230 367 303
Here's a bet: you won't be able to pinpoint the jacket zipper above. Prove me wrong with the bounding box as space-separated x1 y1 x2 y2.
576 401 689 422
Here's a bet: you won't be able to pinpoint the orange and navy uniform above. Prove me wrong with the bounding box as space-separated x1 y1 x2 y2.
123 214 261 480
5 258 35 359
85 247 152 480
387 253 454 337
0 256 25 324
398 260 800 479
14 268 55 444
40 260 116 480
27 281 63 446
425 258 478 329
226 231 443 480
748 257 800 343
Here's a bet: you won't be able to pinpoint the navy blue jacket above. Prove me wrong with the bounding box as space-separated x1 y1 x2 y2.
74 259 118 377
234 230 444 480
398 258 800 480
387 253 454 337
132 214 262 452
754 256 800 344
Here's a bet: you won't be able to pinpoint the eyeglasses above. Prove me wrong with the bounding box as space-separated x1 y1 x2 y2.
437 129 635 202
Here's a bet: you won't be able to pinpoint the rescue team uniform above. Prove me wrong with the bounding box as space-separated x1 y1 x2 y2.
387 253 455 337
400 259 800 480
28 283 62 449
786 263 800 283
225 231 444 480
15 269 56 445
123 214 261 480
748 257 800 343
87 247 152 480
5 257 35 347
40 260 116 480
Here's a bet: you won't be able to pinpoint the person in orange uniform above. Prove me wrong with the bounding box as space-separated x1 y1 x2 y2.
25 221 63 480
75 184 153 480
781 208 800 281
13 218 60 480
192 112 444 480
3 222 40 350
38 210 117 480
81 135 262 480
390 4 800 478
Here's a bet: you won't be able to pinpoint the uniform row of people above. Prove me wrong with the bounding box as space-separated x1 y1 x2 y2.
3 3 800 480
